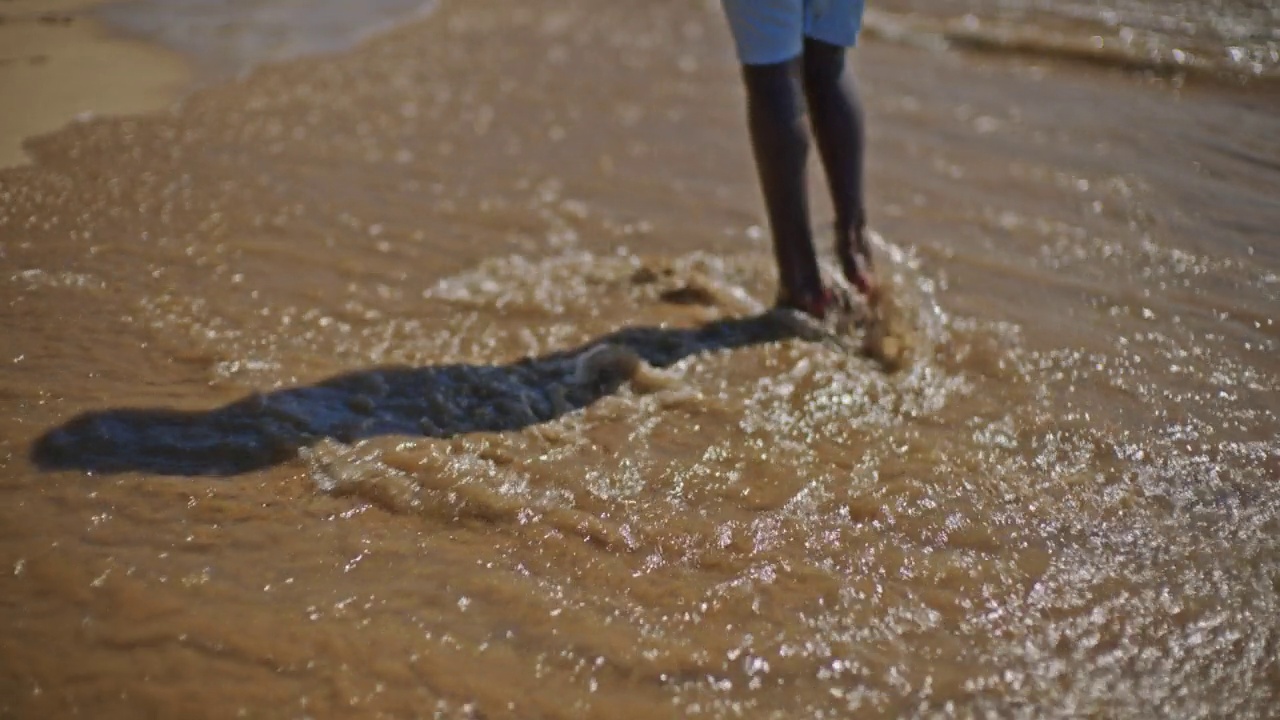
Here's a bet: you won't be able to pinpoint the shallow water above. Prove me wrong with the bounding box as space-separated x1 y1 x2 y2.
2 0 1279 717
869 0 1280 80
97 0 439 79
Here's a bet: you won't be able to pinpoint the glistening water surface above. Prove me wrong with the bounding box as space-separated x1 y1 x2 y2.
2 0 1278 717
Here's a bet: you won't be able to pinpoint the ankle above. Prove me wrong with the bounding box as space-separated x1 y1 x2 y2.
776 284 835 319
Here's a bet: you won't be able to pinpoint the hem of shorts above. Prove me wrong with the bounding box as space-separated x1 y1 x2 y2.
733 33 859 66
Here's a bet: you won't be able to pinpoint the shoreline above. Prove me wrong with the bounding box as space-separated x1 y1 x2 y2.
4 0 1271 171
0 0 441 170
0 0 191 168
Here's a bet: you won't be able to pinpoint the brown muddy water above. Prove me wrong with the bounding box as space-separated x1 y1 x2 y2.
2 0 1279 717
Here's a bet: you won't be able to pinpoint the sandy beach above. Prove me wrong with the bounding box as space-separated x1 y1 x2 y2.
2 0 1278 717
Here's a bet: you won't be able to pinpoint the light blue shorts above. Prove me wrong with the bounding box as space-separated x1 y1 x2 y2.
721 0 866 66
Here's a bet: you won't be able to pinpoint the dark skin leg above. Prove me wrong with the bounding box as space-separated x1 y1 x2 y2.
741 58 824 309
740 40 876 314
802 37 877 300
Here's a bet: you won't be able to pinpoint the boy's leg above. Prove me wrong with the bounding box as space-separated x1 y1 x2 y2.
742 60 825 309
802 37 876 298
801 0 878 300
722 0 827 313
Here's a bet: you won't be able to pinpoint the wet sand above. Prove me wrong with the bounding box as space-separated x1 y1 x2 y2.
2 0 1279 717
0 0 189 168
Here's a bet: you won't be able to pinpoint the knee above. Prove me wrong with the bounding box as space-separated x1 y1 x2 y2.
801 38 848 96
742 60 804 117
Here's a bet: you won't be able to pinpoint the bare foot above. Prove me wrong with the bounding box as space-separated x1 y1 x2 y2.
775 285 837 320
837 230 879 306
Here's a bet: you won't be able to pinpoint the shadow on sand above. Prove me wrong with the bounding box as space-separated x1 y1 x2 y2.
32 313 803 477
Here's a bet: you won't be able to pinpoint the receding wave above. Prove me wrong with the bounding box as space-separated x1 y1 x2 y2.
98 0 441 79
864 8 1280 82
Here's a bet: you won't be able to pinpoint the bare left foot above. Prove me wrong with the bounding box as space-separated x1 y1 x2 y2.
837 230 879 307
775 285 837 320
